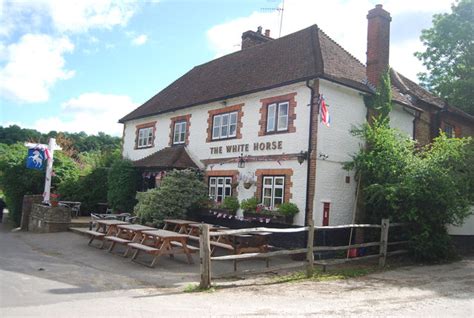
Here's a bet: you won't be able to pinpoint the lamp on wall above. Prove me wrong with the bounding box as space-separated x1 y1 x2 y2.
297 151 308 164
238 153 246 168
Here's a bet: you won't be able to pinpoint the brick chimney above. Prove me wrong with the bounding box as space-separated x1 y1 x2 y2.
241 26 272 50
366 4 391 87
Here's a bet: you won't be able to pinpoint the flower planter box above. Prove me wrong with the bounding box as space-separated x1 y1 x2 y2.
243 211 287 224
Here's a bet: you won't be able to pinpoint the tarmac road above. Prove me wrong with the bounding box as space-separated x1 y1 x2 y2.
1 221 473 317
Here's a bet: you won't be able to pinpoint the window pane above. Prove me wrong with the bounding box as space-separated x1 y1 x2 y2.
225 178 232 184
275 177 284 186
274 198 283 206
229 112 237 124
274 188 283 198
221 114 229 138
212 115 221 139
224 187 231 197
264 178 273 185
263 197 271 207
217 178 224 184
277 103 289 131
210 178 216 185
263 188 272 197
267 104 276 132
229 123 237 137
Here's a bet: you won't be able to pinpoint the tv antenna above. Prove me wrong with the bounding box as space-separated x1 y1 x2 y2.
261 0 285 37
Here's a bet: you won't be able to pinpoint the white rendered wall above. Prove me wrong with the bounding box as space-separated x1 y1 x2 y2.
448 207 474 235
123 82 311 225
313 80 367 226
390 103 415 137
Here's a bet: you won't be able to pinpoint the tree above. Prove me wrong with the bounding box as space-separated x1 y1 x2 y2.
345 122 473 261
107 159 139 213
415 0 474 115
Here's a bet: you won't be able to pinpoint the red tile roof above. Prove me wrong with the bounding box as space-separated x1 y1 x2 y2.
132 146 198 169
119 24 467 123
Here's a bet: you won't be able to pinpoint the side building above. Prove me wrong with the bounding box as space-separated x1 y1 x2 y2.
120 5 473 227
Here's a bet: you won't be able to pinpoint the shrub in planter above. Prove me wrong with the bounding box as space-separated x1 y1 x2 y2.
277 202 299 223
134 169 208 224
222 196 240 215
240 197 258 212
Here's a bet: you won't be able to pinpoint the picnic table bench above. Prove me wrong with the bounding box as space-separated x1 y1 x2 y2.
128 229 197 268
105 224 155 256
85 219 128 248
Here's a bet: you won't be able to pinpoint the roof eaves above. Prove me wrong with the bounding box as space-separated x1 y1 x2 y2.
119 76 322 123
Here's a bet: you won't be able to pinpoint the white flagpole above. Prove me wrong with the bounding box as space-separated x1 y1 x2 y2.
43 138 61 204
25 138 61 204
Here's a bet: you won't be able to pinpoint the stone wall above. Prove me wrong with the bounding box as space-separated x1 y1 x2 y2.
20 194 43 230
28 204 71 233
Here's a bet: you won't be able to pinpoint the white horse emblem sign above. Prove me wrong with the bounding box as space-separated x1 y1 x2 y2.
26 148 45 170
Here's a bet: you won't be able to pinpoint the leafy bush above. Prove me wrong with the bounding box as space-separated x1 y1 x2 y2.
134 169 208 223
107 159 139 213
346 121 473 262
278 202 299 217
240 197 258 212
0 143 80 226
222 196 240 214
59 167 109 213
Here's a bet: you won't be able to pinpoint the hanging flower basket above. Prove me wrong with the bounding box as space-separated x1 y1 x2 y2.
243 182 253 189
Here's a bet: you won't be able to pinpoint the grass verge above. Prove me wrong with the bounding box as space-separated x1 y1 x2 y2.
274 267 377 284
183 284 216 293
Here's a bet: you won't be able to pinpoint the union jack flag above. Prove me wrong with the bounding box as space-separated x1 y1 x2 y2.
319 95 330 127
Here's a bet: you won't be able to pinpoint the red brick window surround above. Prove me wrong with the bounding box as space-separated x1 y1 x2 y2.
169 114 191 146
205 170 239 200
135 121 157 149
259 92 297 136
255 169 293 207
206 104 244 142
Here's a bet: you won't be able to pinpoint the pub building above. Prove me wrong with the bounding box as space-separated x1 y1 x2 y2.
120 5 474 227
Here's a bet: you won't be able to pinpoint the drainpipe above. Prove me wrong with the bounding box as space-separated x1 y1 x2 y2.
304 79 316 226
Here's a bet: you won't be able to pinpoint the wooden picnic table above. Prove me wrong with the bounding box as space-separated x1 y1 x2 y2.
163 219 198 234
95 220 129 248
128 229 198 267
187 223 229 236
105 224 155 256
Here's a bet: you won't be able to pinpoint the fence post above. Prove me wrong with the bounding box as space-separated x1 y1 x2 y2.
379 218 390 267
199 224 211 289
306 219 315 277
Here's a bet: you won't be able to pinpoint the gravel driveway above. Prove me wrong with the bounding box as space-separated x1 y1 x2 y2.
1 222 473 317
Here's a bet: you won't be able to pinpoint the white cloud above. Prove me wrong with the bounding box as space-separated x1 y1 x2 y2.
45 0 138 33
206 0 453 82
0 33 74 103
131 34 148 46
29 93 137 136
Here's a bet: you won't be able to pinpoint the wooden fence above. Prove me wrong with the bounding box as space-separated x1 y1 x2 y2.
199 219 408 288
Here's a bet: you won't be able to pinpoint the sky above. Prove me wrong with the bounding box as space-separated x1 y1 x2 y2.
0 0 456 136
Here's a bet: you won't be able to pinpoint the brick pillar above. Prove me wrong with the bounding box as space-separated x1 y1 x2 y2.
366 4 391 88
20 194 43 230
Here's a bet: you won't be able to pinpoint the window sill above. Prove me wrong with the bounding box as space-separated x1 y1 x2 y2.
135 145 154 150
263 130 290 136
209 136 238 142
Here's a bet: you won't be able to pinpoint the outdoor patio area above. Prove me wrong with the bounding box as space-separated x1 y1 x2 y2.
0 216 299 299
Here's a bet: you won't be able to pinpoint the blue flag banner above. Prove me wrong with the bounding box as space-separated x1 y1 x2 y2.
26 148 46 170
